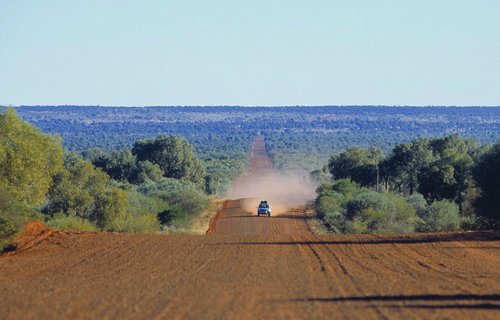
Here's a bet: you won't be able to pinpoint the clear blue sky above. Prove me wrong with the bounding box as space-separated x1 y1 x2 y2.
1 1 499 106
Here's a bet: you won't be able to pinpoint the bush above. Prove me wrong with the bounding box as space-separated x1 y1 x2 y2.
331 179 358 196
315 180 418 234
344 191 417 233
0 214 18 251
315 179 357 220
316 194 343 219
416 200 460 232
126 190 169 216
46 214 98 232
45 153 129 229
460 214 500 230
138 178 209 216
0 189 41 250
322 211 344 233
108 213 160 234
406 193 427 217
158 206 189 228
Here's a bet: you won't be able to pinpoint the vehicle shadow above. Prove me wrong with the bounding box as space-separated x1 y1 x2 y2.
290 293 500 302
288 294 500 310
218 231 500 245
272 214 312 221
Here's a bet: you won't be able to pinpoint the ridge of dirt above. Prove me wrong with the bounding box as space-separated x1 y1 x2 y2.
206 200 228 235
7 220 60 254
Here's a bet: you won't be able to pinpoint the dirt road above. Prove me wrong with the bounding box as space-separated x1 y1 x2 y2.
1 136 499 319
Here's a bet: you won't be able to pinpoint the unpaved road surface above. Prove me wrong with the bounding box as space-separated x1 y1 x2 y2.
1 137 499 319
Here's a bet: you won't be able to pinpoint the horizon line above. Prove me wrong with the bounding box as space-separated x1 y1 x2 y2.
7 104 500 108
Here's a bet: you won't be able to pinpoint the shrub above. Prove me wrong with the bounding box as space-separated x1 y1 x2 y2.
315 179 357 220
0 214 17 251
46 214 98 232
331 179 358 196
416 200 460 232
322 211 344 233
316 194 343 219
45 153 129 228
345 191 387 220
382 193 419 233
138 178 209 216
345 191 417 233
406 193 427 217
0 189 40 250
126 190 169 216
158 206 189 228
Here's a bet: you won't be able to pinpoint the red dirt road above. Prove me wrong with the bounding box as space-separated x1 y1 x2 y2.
1 137 499 319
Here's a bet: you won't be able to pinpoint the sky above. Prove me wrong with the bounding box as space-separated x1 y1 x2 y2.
0 0 499 106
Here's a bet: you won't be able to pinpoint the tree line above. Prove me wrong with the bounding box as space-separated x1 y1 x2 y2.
314 134 499 233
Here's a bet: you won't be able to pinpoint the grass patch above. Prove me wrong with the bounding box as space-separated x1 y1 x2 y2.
46 215 98 232
108 213 160 234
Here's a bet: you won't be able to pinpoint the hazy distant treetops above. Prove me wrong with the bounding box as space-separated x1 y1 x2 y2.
14 106 498 173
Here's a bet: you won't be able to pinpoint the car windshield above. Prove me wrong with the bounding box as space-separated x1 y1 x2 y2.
259 204 269 208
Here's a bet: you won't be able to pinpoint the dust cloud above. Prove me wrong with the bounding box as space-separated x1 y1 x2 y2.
230 171 317 215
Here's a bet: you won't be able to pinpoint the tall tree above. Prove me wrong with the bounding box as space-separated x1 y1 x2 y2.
382 139 433 195
0 108 63 205
328 147 383 187
103 148 138 182
418 135 474 206
474 142 500 221
132 135 206 186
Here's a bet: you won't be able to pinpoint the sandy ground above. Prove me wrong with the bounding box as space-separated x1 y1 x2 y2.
0 136 499 319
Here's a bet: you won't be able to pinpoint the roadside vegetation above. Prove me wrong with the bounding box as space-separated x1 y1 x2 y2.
314 135 500 234
0 108 229 250
2 106 499 248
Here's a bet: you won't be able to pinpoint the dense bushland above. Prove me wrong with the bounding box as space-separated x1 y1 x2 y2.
314 135 499 233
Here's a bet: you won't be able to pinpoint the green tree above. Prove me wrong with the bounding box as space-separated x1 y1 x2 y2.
345 191 417 233
131 160 164 184
418 135 475 206
137 178 208 216
132 135 206 186
382 139 433 195
474 142 500 221
46 153 128 228
0 108 63 205
328 147 383 188
416 200 460 232
81 147 109 167
103 148 138 182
